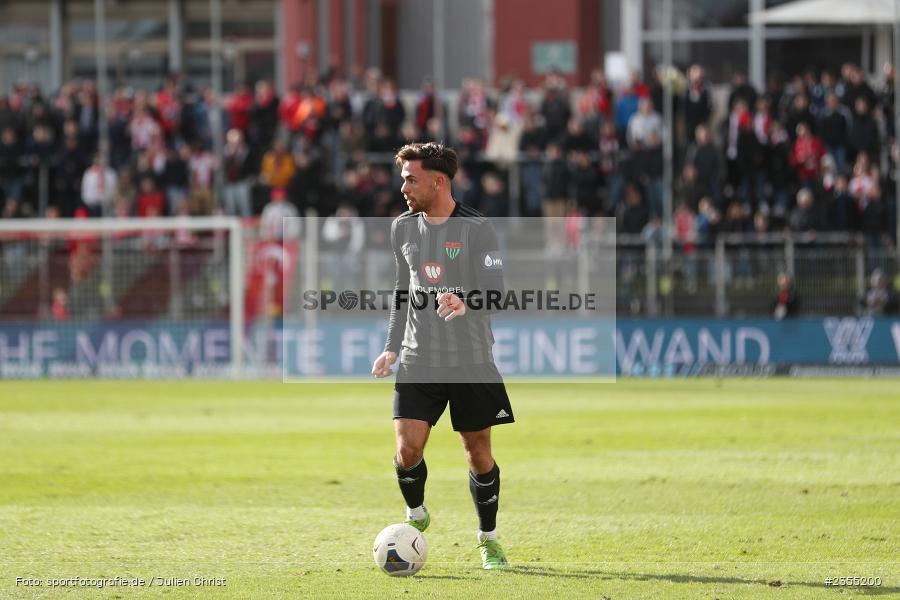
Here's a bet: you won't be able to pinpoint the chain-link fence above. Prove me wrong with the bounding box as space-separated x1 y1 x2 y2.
617 232 899 317
2 220 897 325
0 226 232 322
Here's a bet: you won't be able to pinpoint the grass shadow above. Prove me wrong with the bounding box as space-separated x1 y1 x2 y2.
503 565 899 595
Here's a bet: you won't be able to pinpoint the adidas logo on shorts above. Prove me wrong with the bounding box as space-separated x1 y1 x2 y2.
495 409 509 419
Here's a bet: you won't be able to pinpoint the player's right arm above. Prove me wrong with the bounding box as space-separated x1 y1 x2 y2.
371 350 397 378
372 219 409 378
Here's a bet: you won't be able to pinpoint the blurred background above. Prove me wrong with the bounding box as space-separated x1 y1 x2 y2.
0 0 899 377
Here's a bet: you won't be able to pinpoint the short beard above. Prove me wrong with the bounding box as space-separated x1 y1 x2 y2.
417 189 437 214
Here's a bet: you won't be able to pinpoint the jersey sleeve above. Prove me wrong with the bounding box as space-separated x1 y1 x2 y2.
384 219 410 354
473 220 506 315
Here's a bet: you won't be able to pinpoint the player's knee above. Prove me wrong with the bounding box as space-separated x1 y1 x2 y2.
396 443 424 469
462 445 493 473
468 454 494 475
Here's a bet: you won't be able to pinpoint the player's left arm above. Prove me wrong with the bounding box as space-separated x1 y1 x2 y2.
473 220 506 315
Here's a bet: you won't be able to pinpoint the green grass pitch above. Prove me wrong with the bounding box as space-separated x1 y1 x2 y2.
0 379 898 599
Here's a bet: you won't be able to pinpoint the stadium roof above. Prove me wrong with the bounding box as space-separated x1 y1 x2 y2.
750 0 898 25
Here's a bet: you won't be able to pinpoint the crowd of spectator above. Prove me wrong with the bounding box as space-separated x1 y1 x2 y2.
0 61 897 253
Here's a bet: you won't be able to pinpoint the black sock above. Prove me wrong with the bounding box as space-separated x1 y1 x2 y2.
469 462 500 532
394 456 427 509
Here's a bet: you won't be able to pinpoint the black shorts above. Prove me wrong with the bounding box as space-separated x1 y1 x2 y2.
393 362 515 432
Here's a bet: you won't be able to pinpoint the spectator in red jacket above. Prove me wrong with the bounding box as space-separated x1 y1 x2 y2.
773 270 798 320
226 83 254 133
415 79 437 131
580 68 613 119
51 286 70 321
789 122 825 186
136 175 165 217
155 76 181 140
278 83 302 130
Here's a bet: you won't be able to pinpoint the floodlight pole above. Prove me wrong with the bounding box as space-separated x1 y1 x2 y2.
210 0 225 206
95 0 114 316
662 0 674 262
433 0 445 129
93 0 110 212
894 0 900 255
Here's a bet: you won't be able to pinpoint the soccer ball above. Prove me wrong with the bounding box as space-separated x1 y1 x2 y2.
372 523 427 576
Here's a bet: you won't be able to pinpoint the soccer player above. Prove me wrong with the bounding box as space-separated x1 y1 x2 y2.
371 143 513 569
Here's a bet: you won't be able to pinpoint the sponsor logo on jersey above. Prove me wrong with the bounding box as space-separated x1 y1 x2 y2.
444 241 462 260
422 262 444 284
482 253 503 269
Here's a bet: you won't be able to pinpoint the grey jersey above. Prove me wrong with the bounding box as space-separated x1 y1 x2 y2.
384 202 505 367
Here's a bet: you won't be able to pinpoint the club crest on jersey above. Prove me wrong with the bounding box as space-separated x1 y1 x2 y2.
422 262 445 284
444 241 462 260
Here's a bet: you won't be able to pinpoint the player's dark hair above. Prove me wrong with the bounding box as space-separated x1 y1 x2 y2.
394 142 458 180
